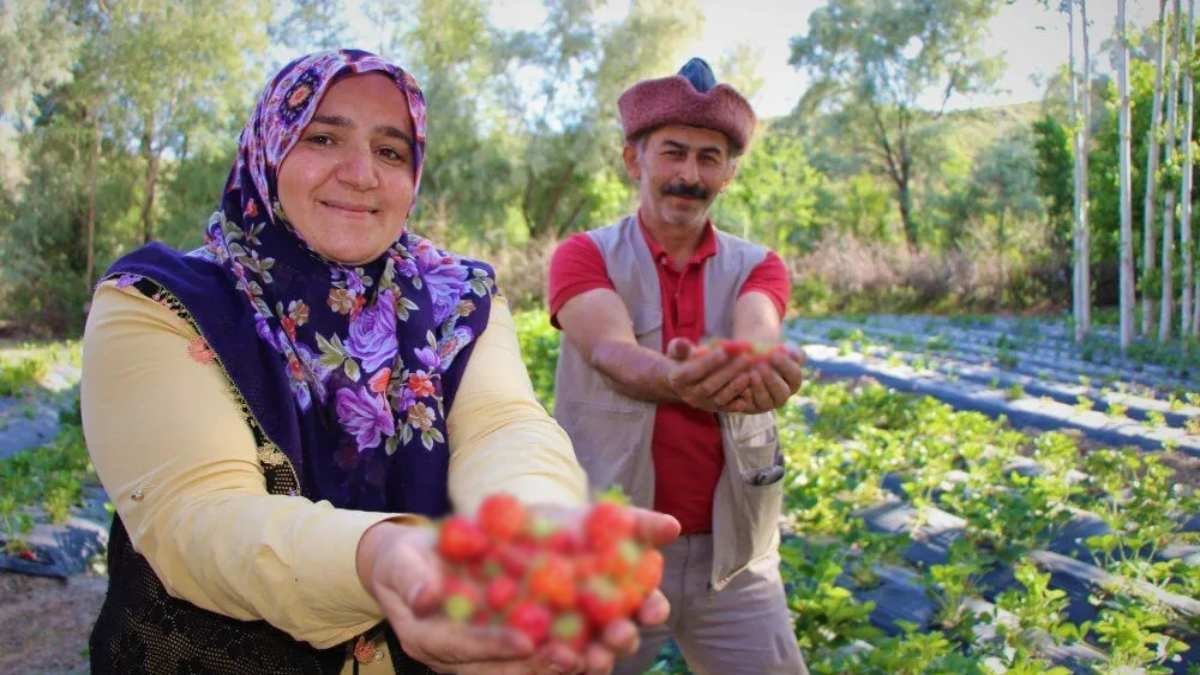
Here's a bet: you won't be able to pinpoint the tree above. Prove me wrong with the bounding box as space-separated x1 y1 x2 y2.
789 0 1004 248
1143 0 1168 336
95 0 269 244
507 0 703 240
0 0 82 195
967 129 1044 262
1181 0 1197 335
1068 0 1093 343
1118 0 1135 351
1160 0 1183 341
713 126 823 254
1033 115 1074 255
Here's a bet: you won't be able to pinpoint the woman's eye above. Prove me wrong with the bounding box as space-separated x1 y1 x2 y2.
378 147 409 163
305 134 333 146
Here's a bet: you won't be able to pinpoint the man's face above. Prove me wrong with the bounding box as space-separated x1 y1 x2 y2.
623 125 737 230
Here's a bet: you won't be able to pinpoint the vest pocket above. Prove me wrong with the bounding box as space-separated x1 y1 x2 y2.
715 412 785 582
726 413 784 486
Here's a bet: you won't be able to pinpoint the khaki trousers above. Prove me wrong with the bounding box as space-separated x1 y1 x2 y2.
614 534 807 675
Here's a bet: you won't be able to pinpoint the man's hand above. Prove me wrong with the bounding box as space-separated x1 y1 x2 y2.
356 508 681 675
664 338 757 412
730 345 806 413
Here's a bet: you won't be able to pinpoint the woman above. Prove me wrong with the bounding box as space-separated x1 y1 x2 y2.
81 50 677 675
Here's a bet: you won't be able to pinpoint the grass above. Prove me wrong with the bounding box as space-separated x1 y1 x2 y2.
0 399 93 553
0 340 81 397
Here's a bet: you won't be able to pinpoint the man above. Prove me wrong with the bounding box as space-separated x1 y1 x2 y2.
548 58 808 675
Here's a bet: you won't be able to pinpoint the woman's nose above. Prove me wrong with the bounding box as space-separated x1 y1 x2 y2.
336 148 379 190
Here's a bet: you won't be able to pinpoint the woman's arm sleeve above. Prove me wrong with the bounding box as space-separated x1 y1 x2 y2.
81 283 414 649
446 297 587 515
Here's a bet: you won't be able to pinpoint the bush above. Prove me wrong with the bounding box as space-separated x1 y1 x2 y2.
513 309 560 411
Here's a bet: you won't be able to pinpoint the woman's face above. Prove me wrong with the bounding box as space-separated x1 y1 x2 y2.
277 73 416 266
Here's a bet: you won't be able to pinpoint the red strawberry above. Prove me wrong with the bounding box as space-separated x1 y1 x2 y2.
478 493 527 542
508 601 552 646
545 528 581 556
495 541 536 578
720 339 753 357
529 554 576 610
578 577 626 628
619 581 645 616
469 557 505 581
583 501 636 553
597 538 642 577
485 575 519 612
634 548 664 593
442 575 482 623
438 516 488 562
550 610 590 653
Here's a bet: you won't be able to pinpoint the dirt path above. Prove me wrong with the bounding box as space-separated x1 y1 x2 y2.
0 572 106 674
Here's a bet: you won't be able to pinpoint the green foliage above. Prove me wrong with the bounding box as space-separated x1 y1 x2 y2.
513 309 559 411
0 355 48 397
789 0 1004 246
1031 114 1073 254
0 411 93 552
714 126 822 254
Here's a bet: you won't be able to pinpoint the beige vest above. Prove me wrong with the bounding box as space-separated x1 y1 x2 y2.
554 215 784 590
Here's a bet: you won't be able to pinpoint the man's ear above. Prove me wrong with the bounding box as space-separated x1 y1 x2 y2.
622 143 641 181
718 157 739 192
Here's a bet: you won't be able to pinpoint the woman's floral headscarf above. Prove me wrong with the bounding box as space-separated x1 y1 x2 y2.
156 49 495 510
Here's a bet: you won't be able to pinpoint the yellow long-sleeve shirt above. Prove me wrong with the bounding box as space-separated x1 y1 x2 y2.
81 281 585 665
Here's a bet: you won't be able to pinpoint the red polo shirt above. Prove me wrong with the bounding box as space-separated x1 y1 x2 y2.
548 217 789 534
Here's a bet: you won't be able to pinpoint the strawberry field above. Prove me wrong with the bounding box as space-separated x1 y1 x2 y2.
2 315 1200 673
520 311 1200 673
777 315 1200 674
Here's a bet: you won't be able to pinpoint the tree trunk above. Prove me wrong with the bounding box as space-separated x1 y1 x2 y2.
898 177 916 247
85 115 100 303
1069 1 1086 342
1119 0 1136 351
1144 0 1169 336
1079 0 1092 339
1160 0 1182 342
139 113 160 245
1181 0 1197 335
536 160 578 239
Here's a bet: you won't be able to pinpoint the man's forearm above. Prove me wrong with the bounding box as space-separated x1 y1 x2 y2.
588 339 680 403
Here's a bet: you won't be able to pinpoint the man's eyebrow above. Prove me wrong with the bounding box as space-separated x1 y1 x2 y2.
663 139 725 156
308 115 415 146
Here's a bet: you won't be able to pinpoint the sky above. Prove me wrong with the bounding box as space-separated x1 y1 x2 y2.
346 0 1164 119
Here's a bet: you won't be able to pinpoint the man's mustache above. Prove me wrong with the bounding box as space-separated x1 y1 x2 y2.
661 182 710 200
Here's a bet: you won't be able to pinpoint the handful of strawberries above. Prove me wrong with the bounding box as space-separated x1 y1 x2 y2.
694 337 794 362
434 492 663 655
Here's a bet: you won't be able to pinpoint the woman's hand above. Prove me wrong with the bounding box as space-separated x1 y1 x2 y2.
357 521 559 674
356 507 680 674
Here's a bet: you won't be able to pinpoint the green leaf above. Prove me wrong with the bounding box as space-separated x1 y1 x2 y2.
343 358 361 382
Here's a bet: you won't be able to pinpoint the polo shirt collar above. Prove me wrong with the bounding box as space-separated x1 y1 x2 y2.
636 210 719 267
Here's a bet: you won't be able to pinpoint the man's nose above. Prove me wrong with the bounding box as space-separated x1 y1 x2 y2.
678 156 700 184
